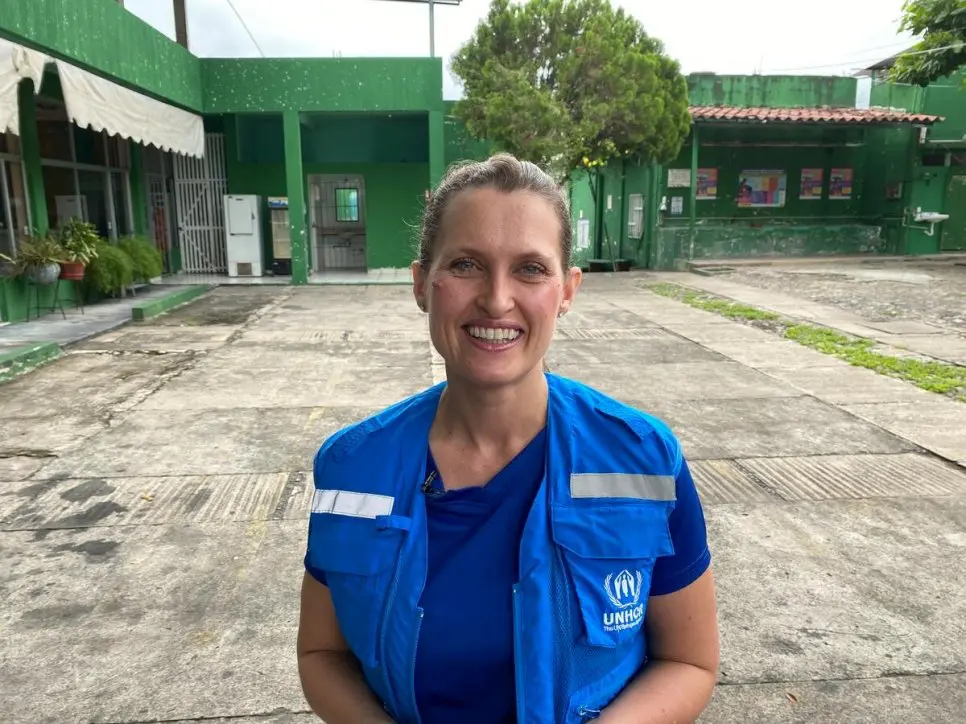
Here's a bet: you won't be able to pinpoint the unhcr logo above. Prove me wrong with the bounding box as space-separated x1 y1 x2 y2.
603 569 645 633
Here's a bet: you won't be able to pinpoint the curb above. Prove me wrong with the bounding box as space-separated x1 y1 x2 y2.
0 341 62 383
131 285 212 322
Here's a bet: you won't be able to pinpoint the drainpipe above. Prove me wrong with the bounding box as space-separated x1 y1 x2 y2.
429 0 435 57
688 125 700 263
173 0 189 49
618 162 627 262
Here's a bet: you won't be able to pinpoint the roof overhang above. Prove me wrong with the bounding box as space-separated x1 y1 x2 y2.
689 105 943 126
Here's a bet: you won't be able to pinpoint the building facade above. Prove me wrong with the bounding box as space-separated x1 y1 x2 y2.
569 74 945 270
0 0 450 322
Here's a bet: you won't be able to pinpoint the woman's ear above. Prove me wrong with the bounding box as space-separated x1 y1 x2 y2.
411 260 428 313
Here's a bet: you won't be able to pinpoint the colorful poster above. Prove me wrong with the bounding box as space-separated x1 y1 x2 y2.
737 170 787 208
696 168 718 200
800 169 824 200
830 168 853 199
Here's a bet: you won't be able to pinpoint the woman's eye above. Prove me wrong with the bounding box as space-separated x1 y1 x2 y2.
520 263 546 276
451 258 476 272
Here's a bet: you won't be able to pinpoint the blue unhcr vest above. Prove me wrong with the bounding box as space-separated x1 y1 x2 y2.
305 373 681 724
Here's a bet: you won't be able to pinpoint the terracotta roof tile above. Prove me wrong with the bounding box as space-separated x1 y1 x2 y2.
688 106 942 125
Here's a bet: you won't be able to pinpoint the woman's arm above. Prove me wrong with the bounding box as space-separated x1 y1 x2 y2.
297 572 396 724
597 569 720 724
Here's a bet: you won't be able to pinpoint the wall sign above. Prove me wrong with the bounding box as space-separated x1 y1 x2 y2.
830 168 853 200
737 170 787 208
670 196 684 215
696 169 718 200
667 169 691 188
800 169 823 200
576 218 591 250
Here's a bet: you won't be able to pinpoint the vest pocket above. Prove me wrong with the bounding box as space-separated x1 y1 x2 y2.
551 501 674 649
307 513 406 669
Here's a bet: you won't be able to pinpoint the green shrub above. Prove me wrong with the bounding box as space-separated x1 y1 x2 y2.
118 236 163 282
85 240 133 297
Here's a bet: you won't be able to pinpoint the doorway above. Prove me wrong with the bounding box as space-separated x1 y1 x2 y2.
941 174 966 252
308 174 367 271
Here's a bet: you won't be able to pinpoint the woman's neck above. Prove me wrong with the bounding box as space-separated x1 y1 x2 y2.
433 367 549 452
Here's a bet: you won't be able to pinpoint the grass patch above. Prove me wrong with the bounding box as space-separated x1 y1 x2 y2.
648 282 966 401
649 282 780 322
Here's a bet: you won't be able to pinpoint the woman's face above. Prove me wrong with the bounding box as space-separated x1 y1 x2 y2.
412 187 582 389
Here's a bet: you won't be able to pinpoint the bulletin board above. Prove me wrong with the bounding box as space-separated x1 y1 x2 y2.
737 170 787 208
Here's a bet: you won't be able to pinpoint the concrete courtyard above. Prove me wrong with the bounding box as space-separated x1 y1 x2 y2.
1 274 965 723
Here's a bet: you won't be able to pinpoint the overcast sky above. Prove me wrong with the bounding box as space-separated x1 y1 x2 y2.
123 0 915 100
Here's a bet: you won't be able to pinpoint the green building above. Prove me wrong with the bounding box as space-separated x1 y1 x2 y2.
864 57 966 256
569 74 947 270
0 0 452 322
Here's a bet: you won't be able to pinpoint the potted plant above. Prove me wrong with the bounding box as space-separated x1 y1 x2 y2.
56 218 100 280
0 235 66 285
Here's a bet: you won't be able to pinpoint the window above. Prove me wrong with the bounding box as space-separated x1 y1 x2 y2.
627 194 644 239
335 187 360 222
35 95 133 238
0 159 29 258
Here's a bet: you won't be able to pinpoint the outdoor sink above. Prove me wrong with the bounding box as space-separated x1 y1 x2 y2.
914 211 949 224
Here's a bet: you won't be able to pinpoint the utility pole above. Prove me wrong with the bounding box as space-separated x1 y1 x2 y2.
429 0 435 57
173 0 189 50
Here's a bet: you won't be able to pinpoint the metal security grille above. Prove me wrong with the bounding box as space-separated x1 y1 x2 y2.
308 174 367 271
173 133 227 273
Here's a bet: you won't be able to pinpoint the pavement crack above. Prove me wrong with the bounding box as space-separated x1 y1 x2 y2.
0 448 56 459
716 670 966 688
98 707 313 724
272 471 307 520
224 288 296 346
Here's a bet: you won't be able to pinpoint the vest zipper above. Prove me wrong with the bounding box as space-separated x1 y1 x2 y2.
410 608 425 724
512 584 526 722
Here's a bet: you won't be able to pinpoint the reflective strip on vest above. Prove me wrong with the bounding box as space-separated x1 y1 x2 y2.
570 473 676 501
311 489 394 518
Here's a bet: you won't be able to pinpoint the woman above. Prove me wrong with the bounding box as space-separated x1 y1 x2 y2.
297 154 719 724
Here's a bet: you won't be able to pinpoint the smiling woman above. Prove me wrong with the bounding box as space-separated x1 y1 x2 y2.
297 153 720 724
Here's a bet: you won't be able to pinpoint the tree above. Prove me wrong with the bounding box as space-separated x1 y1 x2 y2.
450 0 691 180
891 0 966 86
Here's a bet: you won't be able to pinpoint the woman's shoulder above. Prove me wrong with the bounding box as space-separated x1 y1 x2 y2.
313 383 444 471
550 374 682 454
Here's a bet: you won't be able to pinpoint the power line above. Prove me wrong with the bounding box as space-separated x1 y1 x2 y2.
761 40 966 74
224 0 266 57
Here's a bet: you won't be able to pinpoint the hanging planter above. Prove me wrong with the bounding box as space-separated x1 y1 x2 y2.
25 262 62 285
56 218 99 280
59 261 86 280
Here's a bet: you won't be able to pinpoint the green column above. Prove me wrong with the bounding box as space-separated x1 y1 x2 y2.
129 144 148 236
688 125 699 263
283 110 308 285
17 79 47 236
429 109 445 190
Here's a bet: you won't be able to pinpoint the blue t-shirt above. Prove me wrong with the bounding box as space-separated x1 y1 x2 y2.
305 428 711 723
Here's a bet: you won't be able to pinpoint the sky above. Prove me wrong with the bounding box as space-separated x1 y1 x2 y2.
123 0 916 100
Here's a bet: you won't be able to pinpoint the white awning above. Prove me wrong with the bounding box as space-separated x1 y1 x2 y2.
55 60 204 158
0 37 47 135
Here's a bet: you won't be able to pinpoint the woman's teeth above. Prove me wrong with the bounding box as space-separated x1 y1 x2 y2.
466 326 521 343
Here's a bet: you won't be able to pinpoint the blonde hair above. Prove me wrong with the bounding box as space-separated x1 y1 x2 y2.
417 153 572 270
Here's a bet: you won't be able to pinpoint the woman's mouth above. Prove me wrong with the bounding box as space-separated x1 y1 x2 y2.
463 325 524 350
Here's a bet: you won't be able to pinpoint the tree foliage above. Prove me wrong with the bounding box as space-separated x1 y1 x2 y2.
451 0 691 179
891 0 966 86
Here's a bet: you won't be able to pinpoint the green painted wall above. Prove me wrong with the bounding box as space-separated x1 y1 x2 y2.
444 101 495 166
226 156 425 270
0 0 202 110
235 113 430 164
0 277 82 324
652 224 892 269
688 74 857 108
203 59 444 114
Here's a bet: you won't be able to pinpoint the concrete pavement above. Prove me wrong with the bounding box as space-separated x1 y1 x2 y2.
1 278 966 723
